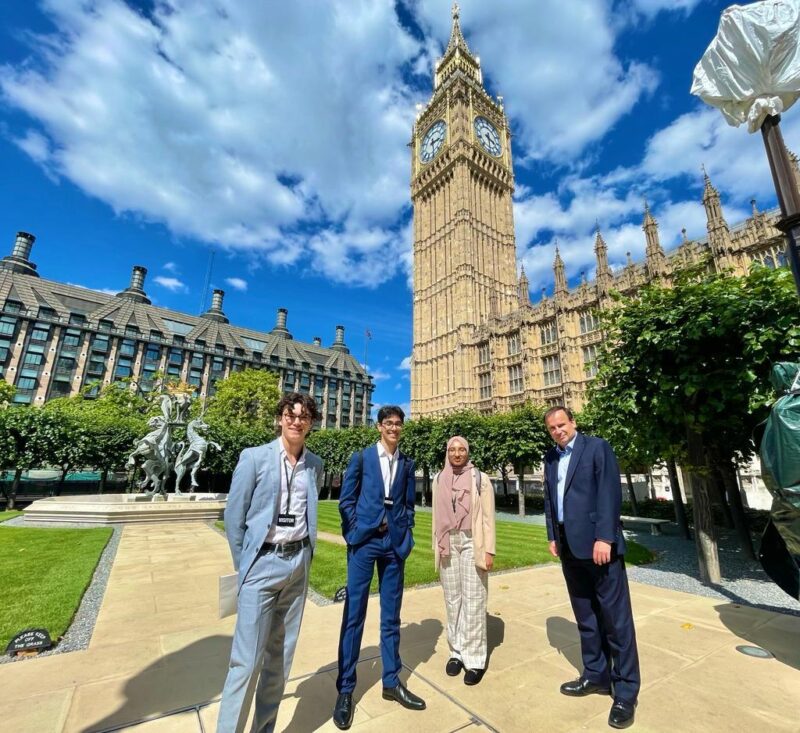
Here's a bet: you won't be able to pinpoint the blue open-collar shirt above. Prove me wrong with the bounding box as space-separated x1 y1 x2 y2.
556 434 578 523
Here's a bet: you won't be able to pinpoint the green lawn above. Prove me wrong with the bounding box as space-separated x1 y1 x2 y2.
217 502 654 600
0 526 113 651
309 501 654 599
0 511 23 523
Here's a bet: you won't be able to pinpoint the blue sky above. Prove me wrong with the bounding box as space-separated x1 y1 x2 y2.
1 0 797 417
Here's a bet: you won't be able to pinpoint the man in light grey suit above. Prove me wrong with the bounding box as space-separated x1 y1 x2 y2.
217 392 323 733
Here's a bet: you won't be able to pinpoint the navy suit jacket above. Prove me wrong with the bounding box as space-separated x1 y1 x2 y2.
338 444 416 559
543 432 626 559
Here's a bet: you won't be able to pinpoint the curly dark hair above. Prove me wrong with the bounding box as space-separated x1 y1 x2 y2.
276 392 320 422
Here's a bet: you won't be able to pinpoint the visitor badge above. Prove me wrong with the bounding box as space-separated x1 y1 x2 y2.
277 513 296 527
383 498 394 507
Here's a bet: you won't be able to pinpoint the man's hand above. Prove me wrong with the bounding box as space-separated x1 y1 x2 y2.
593 540 612 565
548 540 559 558
485 553 494 571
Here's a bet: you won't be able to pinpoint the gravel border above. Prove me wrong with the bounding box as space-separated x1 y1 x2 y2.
0 519 122 664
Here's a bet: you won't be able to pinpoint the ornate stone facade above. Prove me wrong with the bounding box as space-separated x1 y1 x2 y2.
411 8 792 418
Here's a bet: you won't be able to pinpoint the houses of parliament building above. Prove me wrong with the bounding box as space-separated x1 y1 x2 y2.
410 6 792 418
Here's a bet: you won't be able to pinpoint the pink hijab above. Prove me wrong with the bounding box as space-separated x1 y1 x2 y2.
435 436 475 557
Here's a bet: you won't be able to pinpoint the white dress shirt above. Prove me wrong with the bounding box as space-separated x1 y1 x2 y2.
376 441 398 498
265 441 309 544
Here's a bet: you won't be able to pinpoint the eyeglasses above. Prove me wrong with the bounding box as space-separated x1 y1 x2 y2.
381 421 403 429
283 413 311 424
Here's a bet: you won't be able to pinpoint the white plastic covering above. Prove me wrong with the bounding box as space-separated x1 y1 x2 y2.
691 0 800 132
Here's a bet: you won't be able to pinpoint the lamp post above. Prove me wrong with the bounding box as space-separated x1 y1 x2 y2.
691 0 800 294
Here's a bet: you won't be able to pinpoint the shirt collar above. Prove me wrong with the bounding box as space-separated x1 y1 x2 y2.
557 434 577 456
280 439 306 465
376 441 398 460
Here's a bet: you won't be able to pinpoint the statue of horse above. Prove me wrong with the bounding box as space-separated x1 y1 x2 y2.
126 416 172 498
173 417 221 494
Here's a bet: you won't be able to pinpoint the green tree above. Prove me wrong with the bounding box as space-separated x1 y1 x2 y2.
0 380 15 408
306 425 378 498
0 408 71 509
588 263 800 582
204 369 280 429
399 417 439 504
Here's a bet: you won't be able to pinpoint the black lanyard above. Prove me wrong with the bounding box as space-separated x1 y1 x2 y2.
283 455 300 514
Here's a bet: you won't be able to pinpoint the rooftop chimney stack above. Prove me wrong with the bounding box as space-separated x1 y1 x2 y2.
0 231 39 277
270 307 292 339
116 264 151 304
312 336 321 346
200 288 229 323
331 324 349 353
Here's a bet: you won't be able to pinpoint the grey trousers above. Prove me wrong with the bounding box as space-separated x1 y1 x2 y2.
216 544 311 733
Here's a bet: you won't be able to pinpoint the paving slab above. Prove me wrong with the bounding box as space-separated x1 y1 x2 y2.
1 521 798 733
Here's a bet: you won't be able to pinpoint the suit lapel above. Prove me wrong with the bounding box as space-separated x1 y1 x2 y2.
270 439 282 517
366 444 382 497
390 453 405 499
563 432 585 495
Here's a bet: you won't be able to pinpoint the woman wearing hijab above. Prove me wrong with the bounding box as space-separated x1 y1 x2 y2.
432 436 496 685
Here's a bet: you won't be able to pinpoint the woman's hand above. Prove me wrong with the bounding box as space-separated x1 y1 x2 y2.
485 553 494 571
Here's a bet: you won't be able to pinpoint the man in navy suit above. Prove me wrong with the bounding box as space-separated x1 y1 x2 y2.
332 405 425 730
217 393 323 733
543 406 640 730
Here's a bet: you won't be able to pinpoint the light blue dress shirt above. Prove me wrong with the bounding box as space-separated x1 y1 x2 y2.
556 435 577 523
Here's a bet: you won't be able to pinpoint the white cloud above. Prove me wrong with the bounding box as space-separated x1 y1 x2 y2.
369 368 391 382
412 0 659 161
154 275 188 293
1 0 422 287
67 282 118 296
398 355 411 371
629 0 702 20
224 276 247 292
163 261 179 273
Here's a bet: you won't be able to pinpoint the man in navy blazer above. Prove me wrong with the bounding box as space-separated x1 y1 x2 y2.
332 405 425 730
216 393 323 733
543 406 640 730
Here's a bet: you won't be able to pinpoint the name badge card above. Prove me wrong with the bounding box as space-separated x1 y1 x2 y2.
277 513 296 527
383 498 394 507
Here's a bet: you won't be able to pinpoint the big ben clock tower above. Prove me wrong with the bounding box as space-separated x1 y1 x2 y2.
411 4 518 417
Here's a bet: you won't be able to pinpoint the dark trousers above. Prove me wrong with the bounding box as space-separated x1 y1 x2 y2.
559 525 640 704
336 530 405 693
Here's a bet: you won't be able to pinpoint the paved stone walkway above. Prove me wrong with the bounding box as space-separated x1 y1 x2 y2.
2 522 799 732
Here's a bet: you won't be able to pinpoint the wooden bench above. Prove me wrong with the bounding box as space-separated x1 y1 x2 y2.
620 516 670 536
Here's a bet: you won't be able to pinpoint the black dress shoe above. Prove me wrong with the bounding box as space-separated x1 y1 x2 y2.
333 692 354 730
382 683 426 710
463 668 485 686
446 658 463 676
559 677 611 697
608 699 636 729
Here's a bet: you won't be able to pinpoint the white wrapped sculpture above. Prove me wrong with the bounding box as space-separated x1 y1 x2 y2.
691 0 800 132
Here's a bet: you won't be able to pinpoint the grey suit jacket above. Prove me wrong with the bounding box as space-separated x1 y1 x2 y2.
224 437 323 589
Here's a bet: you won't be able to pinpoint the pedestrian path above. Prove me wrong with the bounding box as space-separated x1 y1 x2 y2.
1 522 798 732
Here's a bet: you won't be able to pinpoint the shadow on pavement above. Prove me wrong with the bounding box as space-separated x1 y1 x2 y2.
486 613 505 667
283 618 442 733
545 616 582 673
716 603 800 671
83 634 232 733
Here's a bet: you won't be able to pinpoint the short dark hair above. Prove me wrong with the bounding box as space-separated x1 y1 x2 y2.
276 392 320 422
544 404 574 423
377 405 405 424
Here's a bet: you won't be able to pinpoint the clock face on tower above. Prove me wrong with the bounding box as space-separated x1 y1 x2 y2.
419 120 447 163
474 116 502 157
